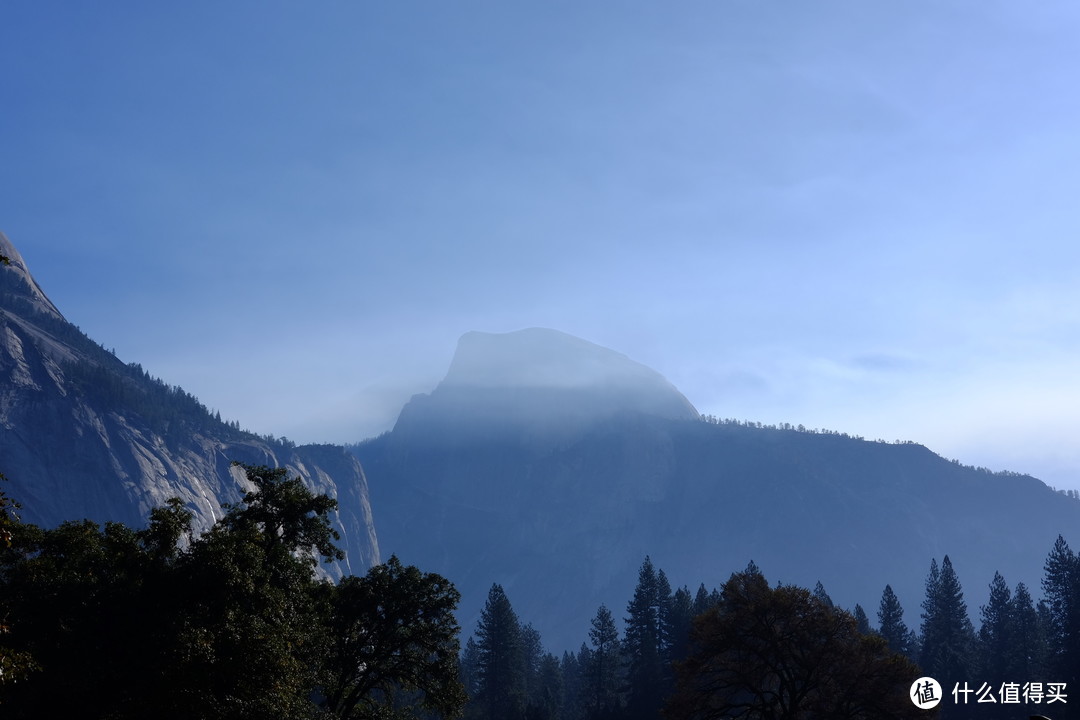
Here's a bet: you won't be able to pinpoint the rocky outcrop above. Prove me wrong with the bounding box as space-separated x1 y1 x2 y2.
0 232 378 578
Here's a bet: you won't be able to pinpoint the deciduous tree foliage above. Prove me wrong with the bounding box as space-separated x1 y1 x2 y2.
666 568 925 720
321 555 465 719
0 465 465 720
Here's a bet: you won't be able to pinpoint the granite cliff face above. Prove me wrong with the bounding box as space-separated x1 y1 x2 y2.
0 232 378 577
357 328 1080 653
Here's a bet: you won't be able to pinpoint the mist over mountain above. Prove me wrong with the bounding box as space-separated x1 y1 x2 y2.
0 232 379 577
356 328 1080 652
395 328 699 444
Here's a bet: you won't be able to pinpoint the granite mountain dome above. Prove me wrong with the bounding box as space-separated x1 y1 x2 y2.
392 329 698 445
356 329 1080 653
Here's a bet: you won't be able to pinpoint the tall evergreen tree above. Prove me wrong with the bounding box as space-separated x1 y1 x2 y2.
667 586 694 664
1010 581 1047 682
475 584 526 720
813 580 834 608
560 649 584 720
584 605 622 719
691 583 714 617
521 622 544 712
878 584 917 659
1042 534 1080 687
461 636 482 706
527 653 563 720
920 556 975 690
853 603 871 635
623 557 664 720
977 571 1013 685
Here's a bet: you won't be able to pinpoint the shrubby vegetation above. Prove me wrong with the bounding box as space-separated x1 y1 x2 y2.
0 465 464 719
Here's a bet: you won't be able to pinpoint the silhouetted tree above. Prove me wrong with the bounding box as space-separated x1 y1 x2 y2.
853 604 871 635
528 653 563 720
475 584 526 720
977 572 1012 682
583 605 622 719
320 555 465 719
560 649 584 720
667 568 924 719
877 585 917 659
624 557 665 719
0 467 466 719
813 580 834 607
920 556 975 695
668 586 695 663
1042 535 1080 688
1010 581 1047 680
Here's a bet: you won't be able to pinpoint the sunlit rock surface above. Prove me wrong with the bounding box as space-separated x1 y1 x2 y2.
0 232 378 578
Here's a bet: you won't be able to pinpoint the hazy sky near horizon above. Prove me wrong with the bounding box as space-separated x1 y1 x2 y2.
5 2 1080 488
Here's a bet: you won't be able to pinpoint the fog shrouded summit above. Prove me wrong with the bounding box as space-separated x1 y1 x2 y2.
394 328 698 442
357 327 1080 653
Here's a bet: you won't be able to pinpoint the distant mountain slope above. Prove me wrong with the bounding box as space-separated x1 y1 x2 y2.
0 232 378 577
355 329 1080 652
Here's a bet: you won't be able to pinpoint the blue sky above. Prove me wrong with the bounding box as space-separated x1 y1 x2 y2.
5 1 1080 488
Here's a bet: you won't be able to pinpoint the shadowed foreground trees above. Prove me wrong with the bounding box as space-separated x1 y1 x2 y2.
322 555 465 718
665 567 926 720
0 464 465 720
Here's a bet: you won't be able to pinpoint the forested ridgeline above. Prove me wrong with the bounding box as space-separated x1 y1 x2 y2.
4 461 1080 720
462 545 1080 720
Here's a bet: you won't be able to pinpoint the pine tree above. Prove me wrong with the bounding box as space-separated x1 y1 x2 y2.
667 586 694 664
475 584 526 720
584 605 622 719
521 622 544 712
528 653 563 720
691 583 714 617
461 636 482 706
813 580 834 608
623 557 664 720
977 571 1013 687
1010 581 1047 681
560 649 584 720
853 603 871 635
920 556 975 689
1041 535 1080 687
878 584 917 659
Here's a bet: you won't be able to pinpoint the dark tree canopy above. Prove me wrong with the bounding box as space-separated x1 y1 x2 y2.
0 465 465 720
919 556 975 690
474 583 526 720
666 568 925 720
877 584 917 660
321 555 465 719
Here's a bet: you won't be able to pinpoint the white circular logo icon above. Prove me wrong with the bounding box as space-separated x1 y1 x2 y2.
910 677 942 709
